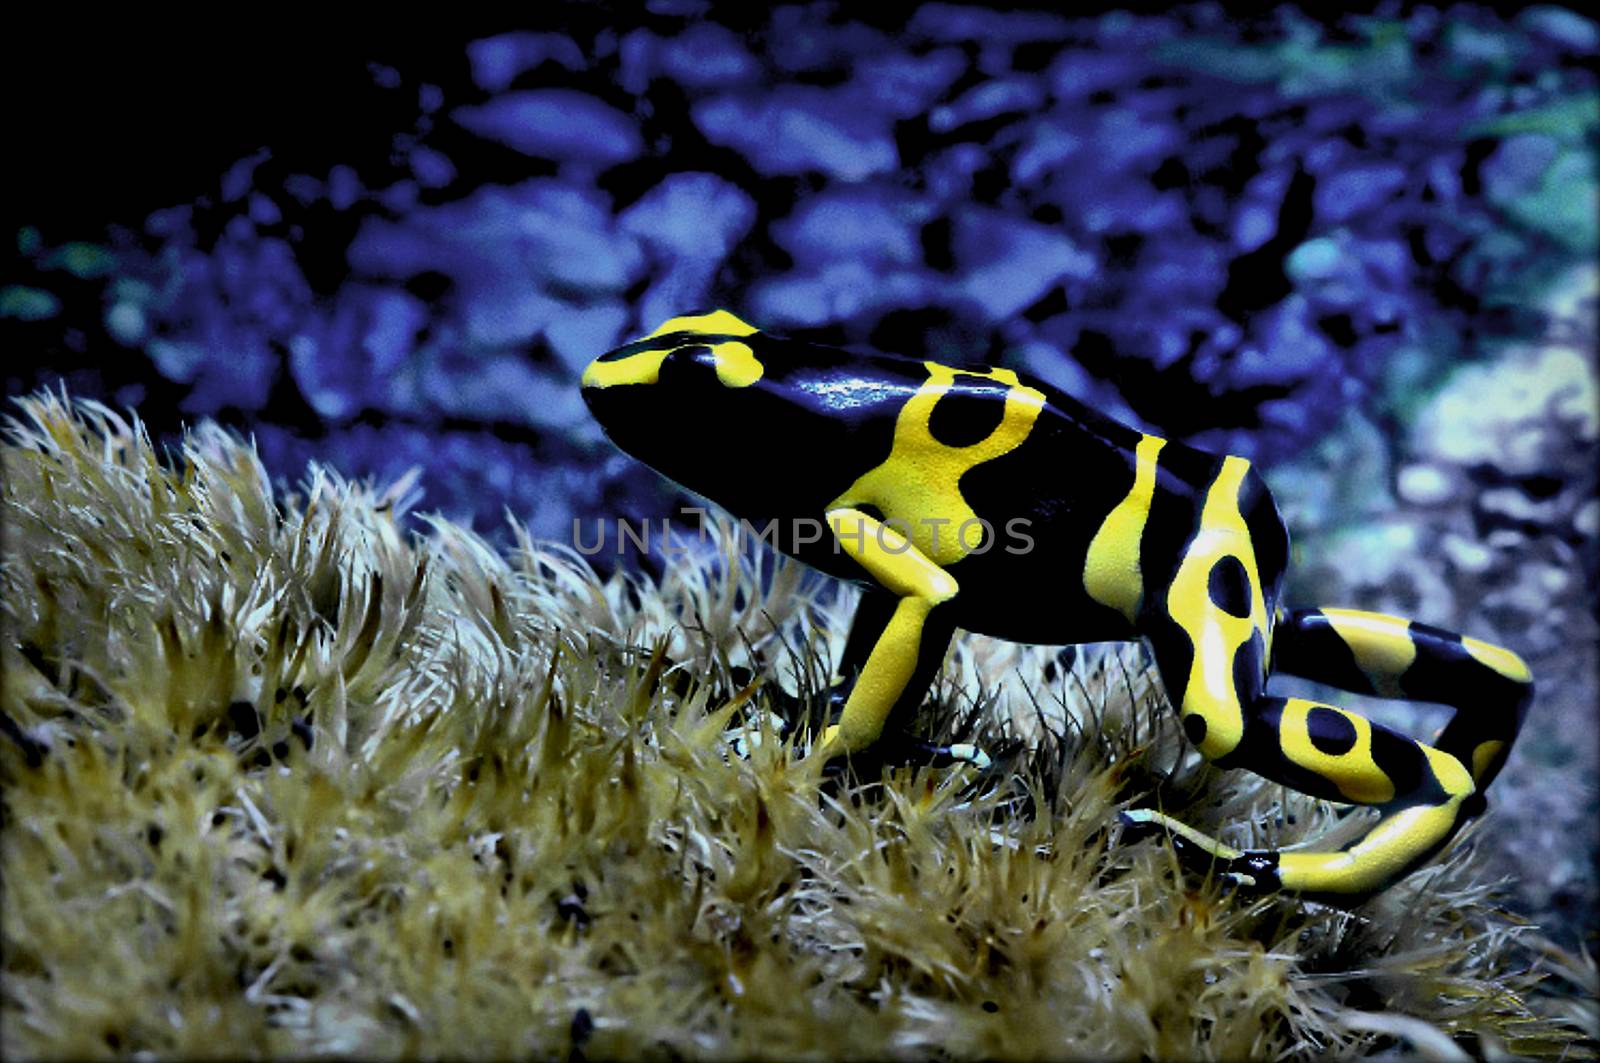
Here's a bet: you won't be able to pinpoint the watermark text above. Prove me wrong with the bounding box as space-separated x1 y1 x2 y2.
572 507 1035 557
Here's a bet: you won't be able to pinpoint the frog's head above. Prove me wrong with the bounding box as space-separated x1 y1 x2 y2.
580 309 888 513
580 310 789 497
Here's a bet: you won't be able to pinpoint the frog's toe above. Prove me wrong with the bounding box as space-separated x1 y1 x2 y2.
945 742 992 770
892 735 992 770
720 710 789 760
1217 869 1265 893
1120 809 1284 892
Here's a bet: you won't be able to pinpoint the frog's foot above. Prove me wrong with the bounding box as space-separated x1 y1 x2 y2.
892 735 992 770
817 724 991 772
721 710 789 760
1119 809 1281 892
902 736 985 768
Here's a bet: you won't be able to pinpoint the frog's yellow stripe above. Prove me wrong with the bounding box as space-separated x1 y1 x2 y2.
582 348 673 388
1084 434 1165 624
582 310 764 389
1319 608 1417 698
1462 637 1532 684
829 363 1047 566
644 309 757 339
1278 698 1395 804
1165 456 1267 759
823 592 938 755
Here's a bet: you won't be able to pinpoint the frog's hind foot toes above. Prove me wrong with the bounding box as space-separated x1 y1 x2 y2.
1118 809 1283 893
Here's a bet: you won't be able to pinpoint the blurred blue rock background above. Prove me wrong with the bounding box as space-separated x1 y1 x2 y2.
5 4 1596 944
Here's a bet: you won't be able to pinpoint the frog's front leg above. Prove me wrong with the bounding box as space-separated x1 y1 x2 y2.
818 508 967 763
826 588 987 769
827 589 901 718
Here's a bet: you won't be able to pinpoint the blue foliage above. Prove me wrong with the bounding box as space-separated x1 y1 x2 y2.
772 187 930 269
692 86 901 181
951 208 1097 321
654 23 761 90
9 5 1597 543
467 31 587 92
617 172 756 262
452 91 643 165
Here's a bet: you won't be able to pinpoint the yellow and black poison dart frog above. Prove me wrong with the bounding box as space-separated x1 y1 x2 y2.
581 310 1534 898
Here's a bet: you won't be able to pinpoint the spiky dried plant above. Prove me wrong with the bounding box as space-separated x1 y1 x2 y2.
2 392 1593 1060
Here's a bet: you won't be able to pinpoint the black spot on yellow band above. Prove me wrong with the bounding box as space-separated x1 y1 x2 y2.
1207 555 1252 619
1233 629 1266 707
926 379 1011 448
1306 706 1358 756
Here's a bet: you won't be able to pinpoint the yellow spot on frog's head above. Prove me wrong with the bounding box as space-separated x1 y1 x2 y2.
708 340 763 387
581 348 672 388
581 309 764 389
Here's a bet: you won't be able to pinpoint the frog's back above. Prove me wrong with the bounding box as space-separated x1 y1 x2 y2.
742 341 1235 644
945 366 1288 645
871 358 1224 643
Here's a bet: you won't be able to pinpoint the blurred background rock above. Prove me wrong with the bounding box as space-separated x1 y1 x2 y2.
5 3 1595 946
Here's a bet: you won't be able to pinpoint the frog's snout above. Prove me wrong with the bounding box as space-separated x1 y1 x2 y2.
578 361 632 427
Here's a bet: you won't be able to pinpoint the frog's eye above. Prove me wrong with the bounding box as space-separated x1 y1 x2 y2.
582 333 763 391
656 344 718 386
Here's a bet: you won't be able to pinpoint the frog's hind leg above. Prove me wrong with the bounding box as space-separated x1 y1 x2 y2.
1131 607 1485 898
1270 607 1534 790
1129 695 1482 897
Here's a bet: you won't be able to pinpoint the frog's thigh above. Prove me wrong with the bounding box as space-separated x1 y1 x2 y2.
1271 606 1533 789
821 508 958 756
1144 605 1257 765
